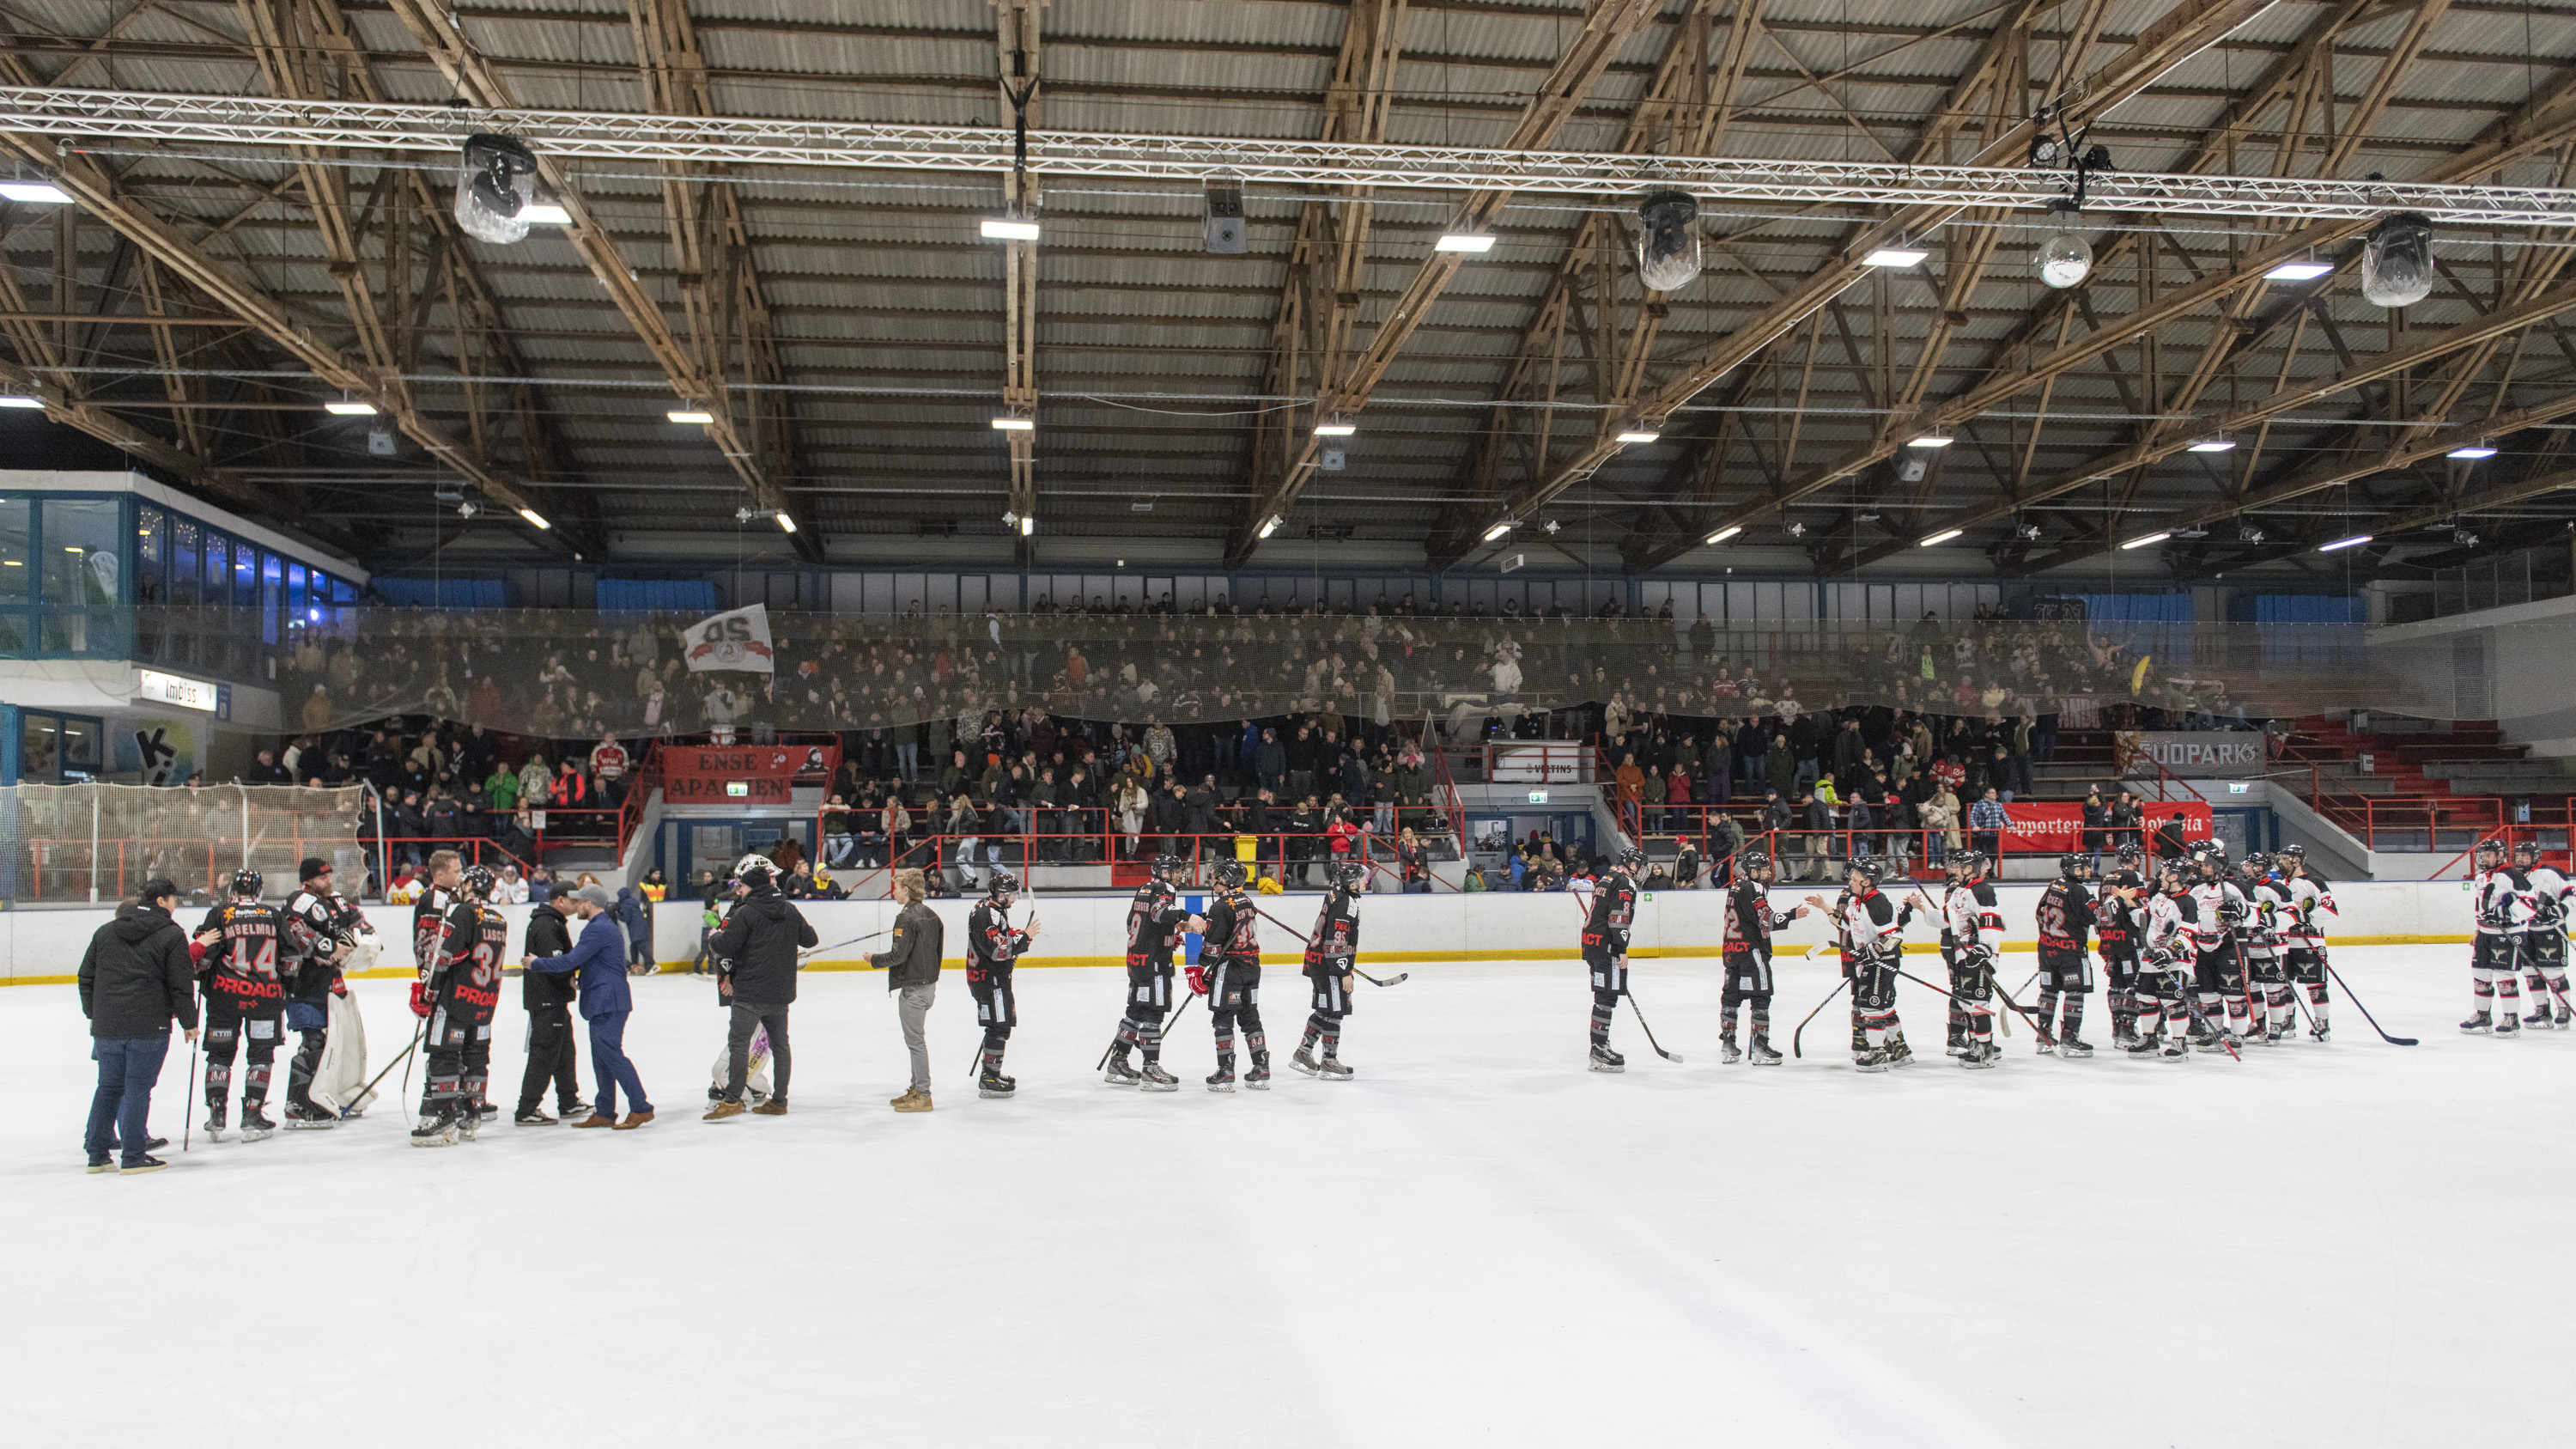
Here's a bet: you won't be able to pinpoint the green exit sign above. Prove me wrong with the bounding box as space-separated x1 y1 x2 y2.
1527 789 1549 804
726 781 750 798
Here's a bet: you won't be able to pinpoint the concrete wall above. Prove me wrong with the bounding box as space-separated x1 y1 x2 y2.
2 880 2482 984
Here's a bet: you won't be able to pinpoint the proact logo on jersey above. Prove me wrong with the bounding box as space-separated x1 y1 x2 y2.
683 604 777 673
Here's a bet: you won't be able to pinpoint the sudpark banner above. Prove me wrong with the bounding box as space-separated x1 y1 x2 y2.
683 604 776 673
1996 800 2212 854
2115 730 2265 778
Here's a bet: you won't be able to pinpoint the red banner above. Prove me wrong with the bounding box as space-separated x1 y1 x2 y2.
662 743 839 805
1997 801 2213 854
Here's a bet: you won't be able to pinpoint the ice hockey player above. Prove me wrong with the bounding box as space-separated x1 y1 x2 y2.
2093 868 2147 1049
276 857 355 1129
968 869 1037 1098
1194 859 1270 1091
2279 843 2337 1040
410 848 462 985
2032 853 2098 1057
1809 857 1910 1071
1297 858 1367 1080
2186 845 2251 1050
195 870 292 1142
410 864 508 1147
1941 851 2007 1068
1719 849 1810 1064
1103 854 1205 1091
1581 844 1644 1072
2511 839 2571 1028
2125 858 2198 1057
2240 853 2298 1043
2464 837 2532 1035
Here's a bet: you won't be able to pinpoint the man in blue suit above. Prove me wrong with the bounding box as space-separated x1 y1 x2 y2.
526 886 654 1129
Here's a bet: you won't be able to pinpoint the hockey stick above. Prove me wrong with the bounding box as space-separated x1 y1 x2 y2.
1249 904 1404 985
1625 989 1683 1062
182 1029 200 1153
1892 964 2057 1048
2323 962 2418 1045
1789 977 1849 1059
802 928 891 959
1094 988 1196 1071
353 1020 423 1114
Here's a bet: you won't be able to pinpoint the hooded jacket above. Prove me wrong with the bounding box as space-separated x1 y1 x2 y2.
78 903 200 1038
706 886 817 1003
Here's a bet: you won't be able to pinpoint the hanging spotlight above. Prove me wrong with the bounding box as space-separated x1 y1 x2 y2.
1435 232 1498 253
2318 533 2372 552
1919 528 1964 547
0 181 72 204
518 508 551 530
1705 525 1742 545
2121 531 2170 550
1483 520 1517 543
1634 192 1702 293
1256 514 1282 539
2362 213 2434 308
1908 430 1953 449
1018 514 1035 537
669 409 715 424
2264 259 2334 283
2447 441 2498 460
1862 244 1929 267
2186 435 2237 454
1313 419 1357 438
454 135 538 245
1614 429 1661 444
775 512 797 534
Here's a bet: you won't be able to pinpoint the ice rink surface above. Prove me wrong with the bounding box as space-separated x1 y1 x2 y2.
5 945 2568 1449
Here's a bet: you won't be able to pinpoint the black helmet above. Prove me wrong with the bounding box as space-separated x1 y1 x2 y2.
1215 858 1247 889
2058 853 2088 879
1953 850 1986 877
987 869 1020 900
2241 851 2271 876
1739 849 1772 875
2476 837 2506 857
2106 869 2144 892
2511 838 2539 861
2278 843 2305 861
1845 855 1882 886
1151 853 1182 882
229 868 263 900
459 863 495 902
2191 844 2226 877
1331 859 1366 892
1618 844 1647 874
2116 842 2146 866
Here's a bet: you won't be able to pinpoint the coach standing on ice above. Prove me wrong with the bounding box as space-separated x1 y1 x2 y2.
872 868 944 1113
76 878 198 1173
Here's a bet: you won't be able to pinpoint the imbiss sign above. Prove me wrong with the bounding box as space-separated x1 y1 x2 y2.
663 745 836 804
2117 731 2264 778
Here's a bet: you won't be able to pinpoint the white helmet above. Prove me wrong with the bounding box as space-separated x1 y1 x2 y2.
732 853 780 886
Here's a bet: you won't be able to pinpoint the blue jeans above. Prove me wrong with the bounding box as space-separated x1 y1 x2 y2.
85 1034 173 1166
589 1012 650 1117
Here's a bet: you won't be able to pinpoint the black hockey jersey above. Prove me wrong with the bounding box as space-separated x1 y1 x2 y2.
2036 879 2094 952
1583 869 1638 959
197 900 291 1011
1723 879 1794 954
281 886 343 1006
1125 879 1191 967
1304 888 1360 975
966 900 1030 979
428 900 508 1022
2095 892 2143 963
1202 888 1262 971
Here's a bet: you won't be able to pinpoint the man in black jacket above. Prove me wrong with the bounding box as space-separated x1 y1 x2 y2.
513 895 589 1125
77 878 199 1173
704 854 817 1119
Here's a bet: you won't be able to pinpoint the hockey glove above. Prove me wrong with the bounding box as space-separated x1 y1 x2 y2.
409 979 434 1018
1185 965 1209 995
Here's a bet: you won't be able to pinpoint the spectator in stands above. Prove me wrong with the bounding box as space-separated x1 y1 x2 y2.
495 863 530 904
2081 785 2107 869
1802 786 1834 881
822 796 855 868
2154 811 2190 862
1255 727 1285 796
1399 826 1430 893
528 865 556 905
1115 776 1150 861
589 734 630 807
519 754 553 811
2112 789 2144 854
247 748 292 785
483 758 519 816
1970 787 2009 861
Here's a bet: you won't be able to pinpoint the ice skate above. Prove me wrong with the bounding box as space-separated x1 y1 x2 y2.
455 1108 480 1141
978 1070 1017 1099
1719 1037 1743 1065
1316 1057 1354 1081
1589 1044 1626 1073
2057 1038 2095 1059
2123 1035 2162 1056
201 1110 228 1144
1960 1042 2000 1069
477 1102 500 1123
1747 1034 1783 1066
1103 1053 1143 1087
2523 1008 2555 1030
1206 1065 1236 1093
1291 1047 1323 1076
238 1108 276 1142
2308 1020 2331 1042
2460 1011 2494 1035
410 1108 461 1148
1885 1040 1916 1068
2113 1028 2143 1051
2495 1014 2521 1037
1245 1058 1272 1090
1852 1047 1892 1073
1139 1062 1180 1092
283 1102 337 1129
2160 1036 2190 1058
2558 1003 2572 1027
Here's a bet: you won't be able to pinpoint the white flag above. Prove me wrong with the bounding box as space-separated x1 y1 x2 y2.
682 604 777 673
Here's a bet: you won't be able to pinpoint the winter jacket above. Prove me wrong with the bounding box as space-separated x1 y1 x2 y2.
77 903 199 1038
869 901 944 989
527 912 631 1020
520 902 579 1010
706 886 817 1003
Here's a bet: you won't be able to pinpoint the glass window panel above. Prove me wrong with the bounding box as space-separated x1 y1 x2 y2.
261 551 282 644
204 532 229 605
0 496 27 604
20 711 58 781
287 563 306 624
233 537 256 608
60 714 100 770
171 520 199 606
137 505 164 605
41 498 119 607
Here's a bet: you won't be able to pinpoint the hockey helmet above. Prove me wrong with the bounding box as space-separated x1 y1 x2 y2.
1844 855 1882 886
228 868 264 900
1738 849 1772 878
1618 843 1648 874
2116 843 2147 868
2475 837 2506 859
986 868 1020 903
458 863 496 902
2105 869 2144 894
2057 853 2090 880
731 852 779 889
1953 849 1986 878
2511 838 2540 861
1332 858 1367 893
1150 852 1182 883
2277 843 2305 861
1215 858 1248 889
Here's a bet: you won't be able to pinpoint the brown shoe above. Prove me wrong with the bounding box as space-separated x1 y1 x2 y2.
750 1099 788 1116
893 1091 933 1113
570 1115 617 1129
702 1100 745 1122
613 1111 656 1130
888 1090 914 1108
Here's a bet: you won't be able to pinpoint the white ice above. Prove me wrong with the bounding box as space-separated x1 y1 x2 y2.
3 946 2567 1449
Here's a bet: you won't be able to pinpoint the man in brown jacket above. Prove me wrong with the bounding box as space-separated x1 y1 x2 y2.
871 868 945 1111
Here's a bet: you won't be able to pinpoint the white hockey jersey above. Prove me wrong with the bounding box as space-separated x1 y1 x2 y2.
2472 867 2533 937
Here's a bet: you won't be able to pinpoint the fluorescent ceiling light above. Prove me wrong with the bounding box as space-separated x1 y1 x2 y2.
0 182 71 204
2448 442 2499 460
992 417 1035 431
0 394 42 408
2120 531 2171 550
1919 528 1964 546
1018 514 1034 537
1257 514 1282 539
2265 260 2334 282
518 508 550 530
1434 233 1497 253
323 400 377 416
981 218 1042 240
775 513 797 533
1907 432 1953 448
1482 521 1515 542
1704 525 1741 545
2186 437 2237 453
1615 429 1661 444
2318 533 2372 552
668 409 714 424
1314 422 1357 437
522 204 571 225
1862 247 1929 267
